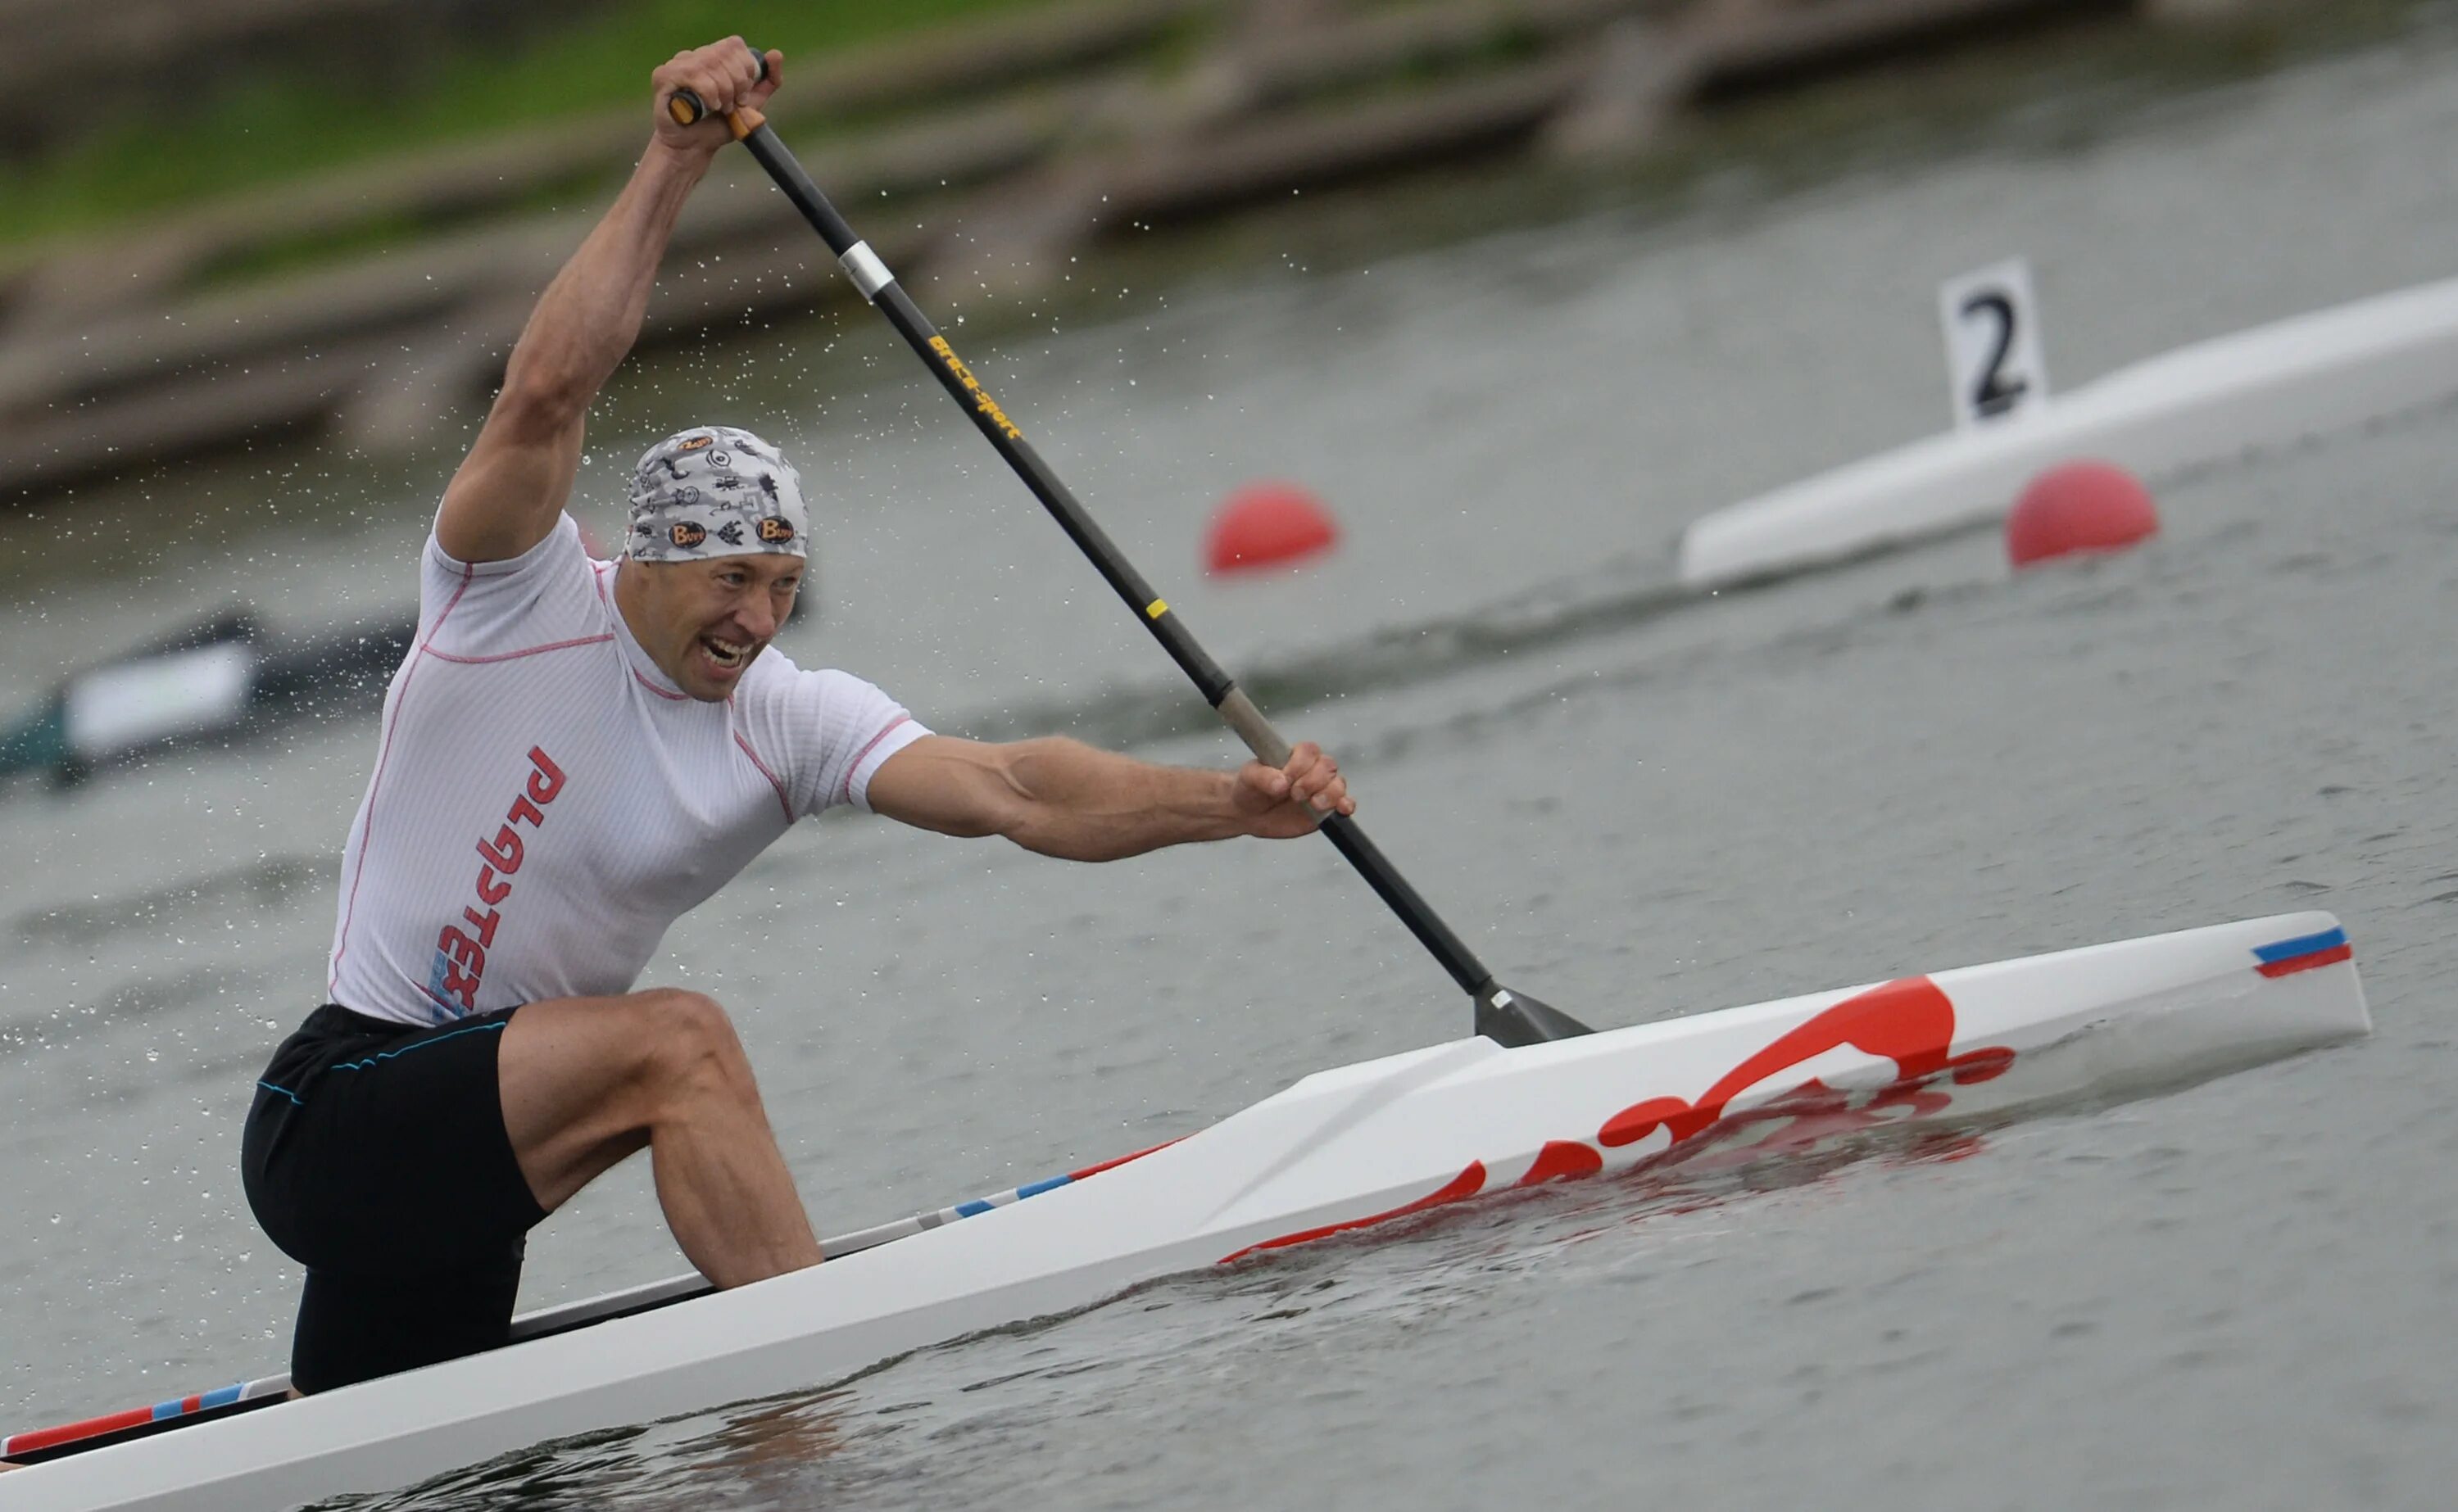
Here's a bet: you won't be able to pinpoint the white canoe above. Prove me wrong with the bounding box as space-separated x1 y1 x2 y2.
1676 275 2458 588
8 911 2367 1511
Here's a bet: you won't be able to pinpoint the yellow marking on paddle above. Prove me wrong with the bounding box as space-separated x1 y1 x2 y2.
927 336 1023 441
1145 599 1168 619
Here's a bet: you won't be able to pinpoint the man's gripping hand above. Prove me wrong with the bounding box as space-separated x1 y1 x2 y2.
652 38 782 154
1233 741 1356 839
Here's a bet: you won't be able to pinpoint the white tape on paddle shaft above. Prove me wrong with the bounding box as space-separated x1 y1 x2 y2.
1937 257 2051 430
839 242 895 302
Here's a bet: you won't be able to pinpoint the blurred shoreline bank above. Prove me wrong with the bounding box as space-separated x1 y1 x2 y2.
0 0 2425 509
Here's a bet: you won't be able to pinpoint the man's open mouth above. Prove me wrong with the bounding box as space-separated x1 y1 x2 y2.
701 635 751 671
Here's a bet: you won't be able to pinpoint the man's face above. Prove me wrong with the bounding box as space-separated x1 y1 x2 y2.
621 555 805 701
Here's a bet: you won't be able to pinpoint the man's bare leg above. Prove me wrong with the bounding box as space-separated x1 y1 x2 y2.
499 989 822 1285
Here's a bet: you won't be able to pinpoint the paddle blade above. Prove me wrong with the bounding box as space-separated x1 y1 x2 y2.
1476 987 1594 1048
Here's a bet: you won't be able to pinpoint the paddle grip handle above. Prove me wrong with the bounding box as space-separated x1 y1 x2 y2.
1214 688 1292 768
666 43 770 129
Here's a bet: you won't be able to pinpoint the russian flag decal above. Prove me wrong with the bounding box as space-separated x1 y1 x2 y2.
2253 926 2351 979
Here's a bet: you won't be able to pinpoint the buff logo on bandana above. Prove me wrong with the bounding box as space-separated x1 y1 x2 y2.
627 425 810 563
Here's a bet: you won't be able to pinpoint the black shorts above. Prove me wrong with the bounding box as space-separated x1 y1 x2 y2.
241 1004 547 1393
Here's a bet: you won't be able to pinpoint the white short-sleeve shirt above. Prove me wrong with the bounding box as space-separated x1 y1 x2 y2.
325 514 929 1025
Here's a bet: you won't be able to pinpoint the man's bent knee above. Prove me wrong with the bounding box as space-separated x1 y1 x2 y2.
500 990 753 1211
628 989 752 1102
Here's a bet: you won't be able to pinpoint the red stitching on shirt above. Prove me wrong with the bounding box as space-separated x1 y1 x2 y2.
631 666 689 701
840 714 914 806
331 558 474 995
423 633 613 665
733 732 793 822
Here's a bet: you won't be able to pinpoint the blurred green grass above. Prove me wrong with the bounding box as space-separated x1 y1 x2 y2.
0 0 1057 250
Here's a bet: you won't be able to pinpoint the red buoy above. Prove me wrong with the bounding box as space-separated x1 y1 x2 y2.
1204 481 1338 575
2005 460 2160 569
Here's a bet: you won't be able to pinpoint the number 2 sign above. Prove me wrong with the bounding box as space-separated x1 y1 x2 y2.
1938 258 2051 429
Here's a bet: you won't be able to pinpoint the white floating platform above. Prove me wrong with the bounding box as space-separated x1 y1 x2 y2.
1677 276 2458 588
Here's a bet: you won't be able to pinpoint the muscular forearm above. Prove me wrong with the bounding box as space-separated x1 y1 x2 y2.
501 142 713 414
1000 738 1251 862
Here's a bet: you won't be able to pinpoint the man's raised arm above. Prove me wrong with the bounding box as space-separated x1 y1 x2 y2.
435 40 782 564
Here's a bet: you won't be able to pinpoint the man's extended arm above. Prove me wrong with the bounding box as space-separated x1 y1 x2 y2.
866 735 1354 862
435 41 779 564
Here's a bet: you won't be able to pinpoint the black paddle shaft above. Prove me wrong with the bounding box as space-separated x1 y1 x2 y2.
672 79 1590 1047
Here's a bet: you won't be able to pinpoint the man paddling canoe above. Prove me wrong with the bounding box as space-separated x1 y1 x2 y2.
238 39 1354 1397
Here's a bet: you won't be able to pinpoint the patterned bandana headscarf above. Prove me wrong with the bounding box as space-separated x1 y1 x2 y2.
625 426 809 563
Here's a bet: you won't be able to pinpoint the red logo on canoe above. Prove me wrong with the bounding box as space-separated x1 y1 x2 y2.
1594 976 2012 1152
1222 976 2016 1261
